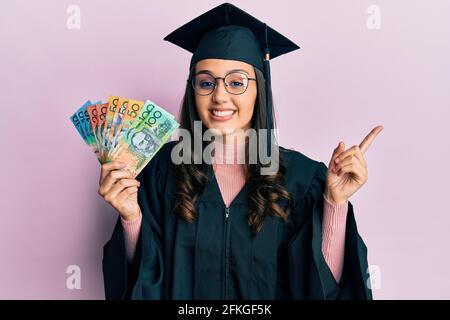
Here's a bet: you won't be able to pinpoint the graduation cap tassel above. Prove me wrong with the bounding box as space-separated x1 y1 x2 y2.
263 23 273 159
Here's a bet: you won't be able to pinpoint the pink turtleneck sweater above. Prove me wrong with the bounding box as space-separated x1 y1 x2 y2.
121 141 348 283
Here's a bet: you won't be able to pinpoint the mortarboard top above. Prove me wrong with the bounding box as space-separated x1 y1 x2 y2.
164 2 300 157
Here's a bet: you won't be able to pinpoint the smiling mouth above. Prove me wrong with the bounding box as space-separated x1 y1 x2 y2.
210 109 237 117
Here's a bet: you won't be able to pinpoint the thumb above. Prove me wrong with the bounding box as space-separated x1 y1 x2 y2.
331 141 345 165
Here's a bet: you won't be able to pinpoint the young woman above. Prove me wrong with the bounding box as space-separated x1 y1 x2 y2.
99 3 382 300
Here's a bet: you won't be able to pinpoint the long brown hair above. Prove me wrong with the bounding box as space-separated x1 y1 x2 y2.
173 64 293 235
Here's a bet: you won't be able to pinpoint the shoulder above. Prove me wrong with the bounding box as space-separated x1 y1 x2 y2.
137 140 178 183
153 140 178 166
280 146 328 180
279 146 328 204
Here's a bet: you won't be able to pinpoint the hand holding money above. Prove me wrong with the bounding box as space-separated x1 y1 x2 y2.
70 96 179 219
98 161 141 221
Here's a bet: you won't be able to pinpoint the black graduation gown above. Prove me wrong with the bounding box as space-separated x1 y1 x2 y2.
102 141 372 300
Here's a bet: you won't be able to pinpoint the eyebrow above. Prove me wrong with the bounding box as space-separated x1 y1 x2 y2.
195 69 250 76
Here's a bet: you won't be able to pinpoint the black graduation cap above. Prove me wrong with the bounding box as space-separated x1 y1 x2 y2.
164 2 300 157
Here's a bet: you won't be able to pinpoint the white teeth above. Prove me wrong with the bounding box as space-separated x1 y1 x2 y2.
212 110 235 117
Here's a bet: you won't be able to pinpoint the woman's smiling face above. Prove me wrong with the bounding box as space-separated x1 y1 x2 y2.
194 59 257 143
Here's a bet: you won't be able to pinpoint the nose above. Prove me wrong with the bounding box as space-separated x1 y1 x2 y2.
212 78 229 104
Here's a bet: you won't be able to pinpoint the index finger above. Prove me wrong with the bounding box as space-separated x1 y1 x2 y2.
100 161 127 184
359 125 384 154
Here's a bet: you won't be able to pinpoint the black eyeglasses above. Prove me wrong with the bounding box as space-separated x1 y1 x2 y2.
189 71 256 96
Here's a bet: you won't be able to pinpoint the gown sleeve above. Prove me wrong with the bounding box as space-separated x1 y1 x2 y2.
287 161 373 300
102 150 165 300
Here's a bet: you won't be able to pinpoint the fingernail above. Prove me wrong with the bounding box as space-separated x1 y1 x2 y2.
335 157 340 164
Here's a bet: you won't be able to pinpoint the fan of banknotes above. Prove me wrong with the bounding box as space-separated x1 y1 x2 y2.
70 96 179 176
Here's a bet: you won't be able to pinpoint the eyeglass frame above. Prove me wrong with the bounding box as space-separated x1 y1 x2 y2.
188 71 257 96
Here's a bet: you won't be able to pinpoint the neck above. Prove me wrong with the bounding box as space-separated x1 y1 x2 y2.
220 132 247 145
212 137 248 165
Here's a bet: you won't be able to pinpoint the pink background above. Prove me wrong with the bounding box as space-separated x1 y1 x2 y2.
1 0 449 299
